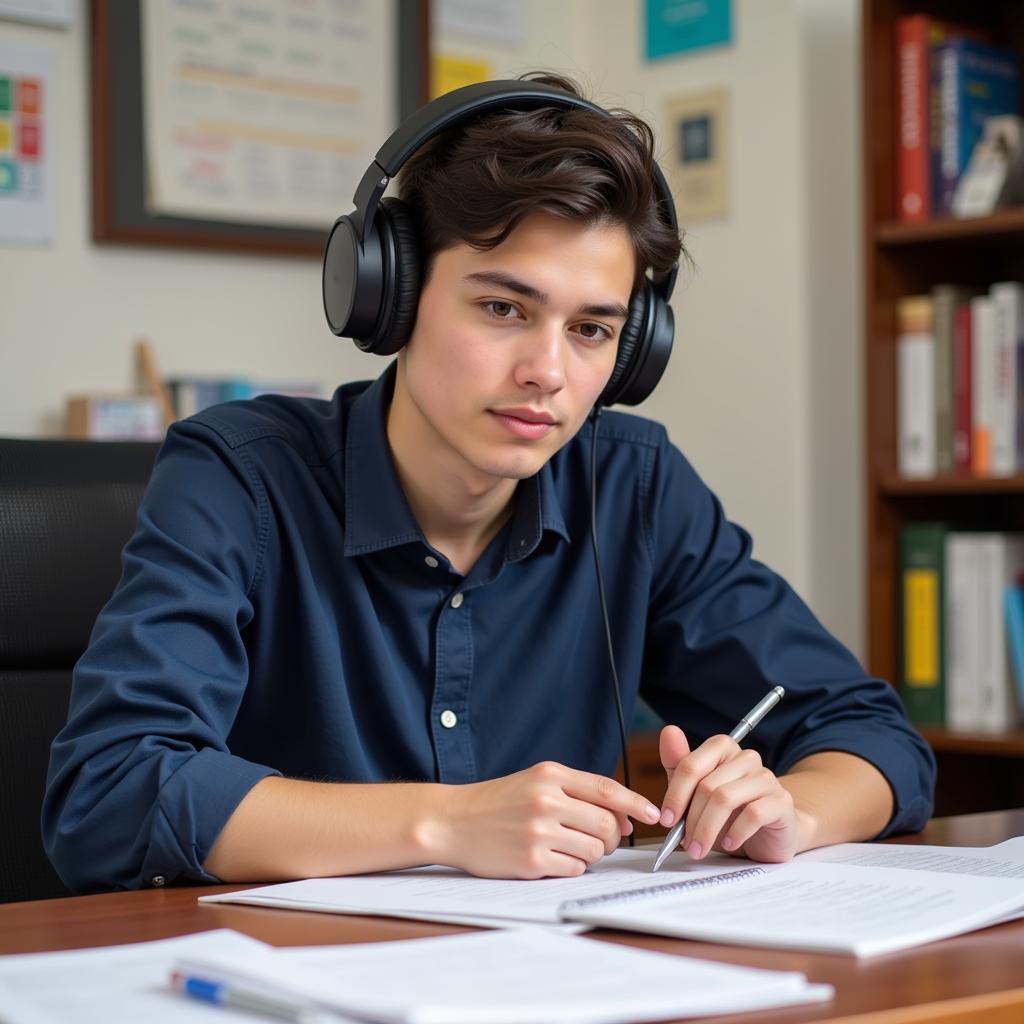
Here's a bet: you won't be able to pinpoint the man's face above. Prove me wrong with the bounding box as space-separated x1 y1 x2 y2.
394 212 635 485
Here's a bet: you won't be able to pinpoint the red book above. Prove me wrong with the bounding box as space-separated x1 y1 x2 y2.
897 15 931 222
952 300 973 474
895 16 988 223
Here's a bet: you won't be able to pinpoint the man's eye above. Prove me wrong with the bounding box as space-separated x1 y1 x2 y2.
578 323 612 341
481 299 524 317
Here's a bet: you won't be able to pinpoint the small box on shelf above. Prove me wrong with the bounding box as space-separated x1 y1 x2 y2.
64 394 166 441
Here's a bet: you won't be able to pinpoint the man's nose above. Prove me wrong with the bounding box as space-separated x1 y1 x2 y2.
514 325 567 391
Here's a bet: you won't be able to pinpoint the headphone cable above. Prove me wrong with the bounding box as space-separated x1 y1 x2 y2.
588 405 635 847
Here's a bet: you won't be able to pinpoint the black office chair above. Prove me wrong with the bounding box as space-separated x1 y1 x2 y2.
0 438 160 903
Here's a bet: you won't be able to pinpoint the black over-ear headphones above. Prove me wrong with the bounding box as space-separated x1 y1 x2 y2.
322 79 679 408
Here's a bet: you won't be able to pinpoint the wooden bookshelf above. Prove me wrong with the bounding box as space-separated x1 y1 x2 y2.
876 207 1024 245
864 1 1024 817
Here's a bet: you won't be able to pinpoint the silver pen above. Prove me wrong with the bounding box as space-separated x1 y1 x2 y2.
651 685 785 872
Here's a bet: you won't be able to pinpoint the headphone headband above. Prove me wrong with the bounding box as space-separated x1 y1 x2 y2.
349 81 678 297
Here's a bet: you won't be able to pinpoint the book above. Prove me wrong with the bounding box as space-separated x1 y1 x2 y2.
933 38 1020 216
900 522 946 726
946 532 1024 731
953 297 974 473
897 295 936 478
167 377 323 418
977 534 1024 731
896 16 988 222
201 840 1024 959
1004 585 1024 712
971 293 996 476
932 285 972 473
989 282 1023 477
945 532 982 730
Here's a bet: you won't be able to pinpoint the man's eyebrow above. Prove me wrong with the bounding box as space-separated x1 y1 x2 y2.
463 270 630 320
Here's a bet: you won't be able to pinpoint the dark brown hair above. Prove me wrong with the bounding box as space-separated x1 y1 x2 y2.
398 72 688 292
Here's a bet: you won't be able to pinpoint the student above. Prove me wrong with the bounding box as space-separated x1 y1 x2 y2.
43 74 935 893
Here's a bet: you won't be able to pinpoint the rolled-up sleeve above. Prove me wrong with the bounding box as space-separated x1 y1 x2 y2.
639 433 935 837
42 421 281 893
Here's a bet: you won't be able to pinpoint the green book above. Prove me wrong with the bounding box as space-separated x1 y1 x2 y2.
899 523 946 726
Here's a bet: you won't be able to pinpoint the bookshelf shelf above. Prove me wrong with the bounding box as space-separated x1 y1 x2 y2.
918 728 1024 757
879 474 1024 496
876 207 1024 246
864 0 1024 816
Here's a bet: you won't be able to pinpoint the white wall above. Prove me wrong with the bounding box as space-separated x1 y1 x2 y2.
800 0 864 661
0 0 864 656
576 0 864 656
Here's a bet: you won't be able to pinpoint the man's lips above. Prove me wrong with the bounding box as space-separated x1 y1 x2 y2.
490 407 558 424
488 409 558 439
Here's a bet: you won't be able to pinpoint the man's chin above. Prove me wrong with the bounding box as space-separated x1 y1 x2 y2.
472 451 548 481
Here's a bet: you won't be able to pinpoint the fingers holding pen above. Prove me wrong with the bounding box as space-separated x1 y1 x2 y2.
655 689 791 869
661 741 800 863
658 732 740 829
682 753 774 857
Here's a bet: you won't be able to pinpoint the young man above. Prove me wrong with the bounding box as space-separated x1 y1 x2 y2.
44 75 934 893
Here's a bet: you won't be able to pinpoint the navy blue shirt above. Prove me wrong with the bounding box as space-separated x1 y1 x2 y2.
43 363 935 893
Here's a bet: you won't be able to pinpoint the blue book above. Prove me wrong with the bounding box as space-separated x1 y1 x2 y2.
1004 586 1024 712
193 380 224 413
219 378 253 402
932 38 1019 216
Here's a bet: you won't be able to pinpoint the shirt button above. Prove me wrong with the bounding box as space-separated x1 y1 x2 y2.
151 875 166 887
440 709 458 729
424 555 439 568
450 593 464 609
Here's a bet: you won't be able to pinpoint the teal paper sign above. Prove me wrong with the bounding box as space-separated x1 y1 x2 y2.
646 0 732 60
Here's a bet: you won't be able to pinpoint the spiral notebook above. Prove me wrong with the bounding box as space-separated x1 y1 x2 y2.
560 838 1024 956
202 839 1024 957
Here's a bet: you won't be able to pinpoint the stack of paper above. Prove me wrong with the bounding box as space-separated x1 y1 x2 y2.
0 927 831 1023
174 929 832 1023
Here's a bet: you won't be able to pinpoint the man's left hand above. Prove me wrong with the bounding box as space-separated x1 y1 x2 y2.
658 725 810 863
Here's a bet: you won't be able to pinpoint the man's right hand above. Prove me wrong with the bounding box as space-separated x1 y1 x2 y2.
424 761 662 879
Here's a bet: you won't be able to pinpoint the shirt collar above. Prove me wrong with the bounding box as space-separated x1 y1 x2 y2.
342 362 569 558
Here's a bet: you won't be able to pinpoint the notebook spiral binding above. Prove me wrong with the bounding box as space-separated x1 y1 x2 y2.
558 866 767 915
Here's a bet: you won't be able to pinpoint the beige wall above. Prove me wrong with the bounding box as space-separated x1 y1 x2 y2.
0 0 863 657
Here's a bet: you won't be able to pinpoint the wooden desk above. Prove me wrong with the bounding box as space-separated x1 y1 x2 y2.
1 810 1022 1024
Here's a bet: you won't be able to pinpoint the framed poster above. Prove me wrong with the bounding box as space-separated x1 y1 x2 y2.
663 87 730 222
90 0 430 257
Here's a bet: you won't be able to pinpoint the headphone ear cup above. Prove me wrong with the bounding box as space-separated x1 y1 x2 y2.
599 280 674 408
362 197 422 356
600 282 650 407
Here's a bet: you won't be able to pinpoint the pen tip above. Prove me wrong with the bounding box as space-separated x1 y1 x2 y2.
773 685 785 699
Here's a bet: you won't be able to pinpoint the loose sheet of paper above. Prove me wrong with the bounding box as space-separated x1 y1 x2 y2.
200 847 747 926
178 928 832 1024
0 929 332 1024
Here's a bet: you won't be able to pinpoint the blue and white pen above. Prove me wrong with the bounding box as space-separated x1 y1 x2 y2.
171 971 317 1022
651 685 786 873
